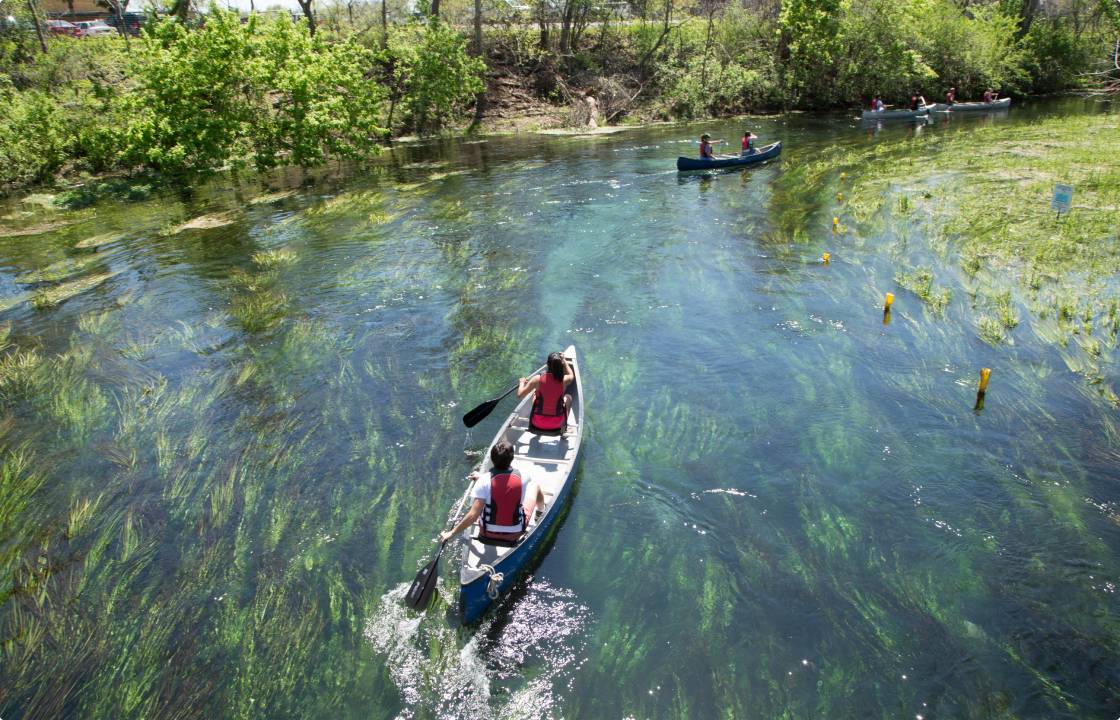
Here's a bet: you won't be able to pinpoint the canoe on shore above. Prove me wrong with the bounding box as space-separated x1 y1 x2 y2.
860 107 930 121
676 141 782 171
928 97 1011 113
457 345 584 623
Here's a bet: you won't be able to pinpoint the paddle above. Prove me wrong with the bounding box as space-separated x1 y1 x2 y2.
461 382 521 428
405 539 446 611
461 362 548 428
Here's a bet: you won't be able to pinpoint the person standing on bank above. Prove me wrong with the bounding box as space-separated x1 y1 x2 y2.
440 440 546 544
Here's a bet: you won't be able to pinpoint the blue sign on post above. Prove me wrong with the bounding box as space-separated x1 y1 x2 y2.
1051 183 1073 217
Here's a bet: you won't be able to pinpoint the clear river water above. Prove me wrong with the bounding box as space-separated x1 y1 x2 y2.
0 98 1117 719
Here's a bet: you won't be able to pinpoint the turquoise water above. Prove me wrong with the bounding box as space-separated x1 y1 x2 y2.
0 98 1117 719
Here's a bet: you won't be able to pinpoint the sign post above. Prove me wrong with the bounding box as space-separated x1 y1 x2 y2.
1051 183 1073 220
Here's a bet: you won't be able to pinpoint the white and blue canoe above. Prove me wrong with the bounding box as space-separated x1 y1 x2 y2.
457 345 584 623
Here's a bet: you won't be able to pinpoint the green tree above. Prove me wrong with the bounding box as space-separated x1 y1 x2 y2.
383 21 485 135
778 0 842 105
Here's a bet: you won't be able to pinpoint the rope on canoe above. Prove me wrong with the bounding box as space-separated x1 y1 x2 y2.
479 564 504 599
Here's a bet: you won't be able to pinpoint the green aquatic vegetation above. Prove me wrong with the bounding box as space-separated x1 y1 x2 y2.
17 250 119 285
229 288 289 333
894 266 951 313
29 271 120 308
251 247 299 268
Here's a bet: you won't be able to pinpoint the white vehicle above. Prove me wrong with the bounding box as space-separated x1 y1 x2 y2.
76 20 116 37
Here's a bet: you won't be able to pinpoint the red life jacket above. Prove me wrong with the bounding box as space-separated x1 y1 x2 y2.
479 468 526 540
700 142 713 159
741 136 753 151
531 373 566 431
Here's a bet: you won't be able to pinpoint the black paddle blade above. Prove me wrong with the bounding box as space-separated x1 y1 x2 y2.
405 544 444 611
462 398 500 428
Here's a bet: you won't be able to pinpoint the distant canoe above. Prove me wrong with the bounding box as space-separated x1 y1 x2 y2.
676 141 782 171
860 107 929 121
928 97 1011 113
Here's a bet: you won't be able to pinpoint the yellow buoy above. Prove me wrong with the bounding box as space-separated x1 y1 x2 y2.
884 292 894 310
836 192 844 202
833 217 839 226
979 367 991 393
822 252 831 264
840 172 846 182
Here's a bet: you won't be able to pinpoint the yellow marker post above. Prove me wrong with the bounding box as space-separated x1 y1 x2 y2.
884 292 894 311
840 172 846 183
975 367 991 411
822 252 831 264
836 192 844 202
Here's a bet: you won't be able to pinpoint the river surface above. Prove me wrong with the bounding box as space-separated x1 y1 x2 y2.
0 98 1117 719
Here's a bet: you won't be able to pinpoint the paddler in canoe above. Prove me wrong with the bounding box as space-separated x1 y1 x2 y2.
517 351 575 434
439 439 548 545
698 133 726 160
741 130 757 156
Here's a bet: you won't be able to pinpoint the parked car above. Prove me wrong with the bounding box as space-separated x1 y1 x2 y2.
76 19 116 37
46 19 81 37
104 12 144 35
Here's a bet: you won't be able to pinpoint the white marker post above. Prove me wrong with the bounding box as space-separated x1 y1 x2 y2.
1051 183 1073 220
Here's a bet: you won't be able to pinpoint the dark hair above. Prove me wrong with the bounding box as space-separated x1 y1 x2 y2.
547 351 566 381
491 440 514 470
743 131 751 136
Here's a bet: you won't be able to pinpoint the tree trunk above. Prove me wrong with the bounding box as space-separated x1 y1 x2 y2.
297 0 316 35
381 0 388 47
537 0 550 50
112 0 130 51
1015 0 1040 38
559 0 576 53
474 0 482 53
27 0 47 53
430 0 440 19
700 5 714 89
637 0 672 75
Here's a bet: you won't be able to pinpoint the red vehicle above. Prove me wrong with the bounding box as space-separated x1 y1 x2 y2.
46 19 81 37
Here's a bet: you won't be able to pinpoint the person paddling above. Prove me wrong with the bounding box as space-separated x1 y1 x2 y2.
518 351 574 434
944 87 956 105
698 133 723 160
740 131 756 156
982 88 995 103
439 440 546 544
910 93 927 111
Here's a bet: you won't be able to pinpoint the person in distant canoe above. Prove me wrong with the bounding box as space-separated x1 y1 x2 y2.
519 351 574 434
870 95 885 112
699 133 724 160
741 130 756 155
909 93 927 110
944 87 956 105
982 88 995 103
439 440 547 544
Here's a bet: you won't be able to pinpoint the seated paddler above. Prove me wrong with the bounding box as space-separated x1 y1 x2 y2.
518 351 573 434
439 440 546 544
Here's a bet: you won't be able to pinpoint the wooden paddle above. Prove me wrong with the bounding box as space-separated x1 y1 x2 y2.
405 539 446 611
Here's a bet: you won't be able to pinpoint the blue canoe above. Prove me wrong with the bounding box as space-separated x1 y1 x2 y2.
676 141 782 171
457 345 584 623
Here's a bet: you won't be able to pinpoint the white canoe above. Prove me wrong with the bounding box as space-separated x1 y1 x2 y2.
860 107 930 121
928 97 1011 113
457 345 584 622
